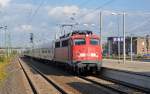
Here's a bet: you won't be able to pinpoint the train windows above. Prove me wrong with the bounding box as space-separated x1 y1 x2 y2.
48 50 51 53
55 42 60 48
45 50 47 53
74 39 85 45
42 49 47 53
45 50 48 53
90 39 99 45
62 40 68 47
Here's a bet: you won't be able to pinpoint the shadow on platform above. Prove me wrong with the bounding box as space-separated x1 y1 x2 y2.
67 82 116 94
20 57 73 76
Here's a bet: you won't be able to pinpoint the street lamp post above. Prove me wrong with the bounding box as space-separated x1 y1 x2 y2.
100 11 102 49
4 26 8 58
117 16 121 63
123 12 126 63
111 12 126 63
0 26 9 59
111 13 121 63
130 34 133 62
0 27 3 49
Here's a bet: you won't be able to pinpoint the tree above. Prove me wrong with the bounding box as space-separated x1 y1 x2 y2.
146 35 150 54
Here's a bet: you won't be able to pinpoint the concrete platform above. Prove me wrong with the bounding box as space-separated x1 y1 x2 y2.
102 59 150 76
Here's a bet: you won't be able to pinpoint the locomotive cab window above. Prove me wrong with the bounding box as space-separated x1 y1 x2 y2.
90 39 99 45
62 40 69 47
74 39 85 45
55 41 60 48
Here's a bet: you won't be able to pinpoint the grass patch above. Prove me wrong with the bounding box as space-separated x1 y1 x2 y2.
0 55 14 85
0 62 8 84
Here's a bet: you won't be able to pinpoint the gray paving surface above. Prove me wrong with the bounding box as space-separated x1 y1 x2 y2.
0 58 33 94
102 59 150 76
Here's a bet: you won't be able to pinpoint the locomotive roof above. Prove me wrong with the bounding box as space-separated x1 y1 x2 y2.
72 30 93 35
71 34 99 39
59 30 93 39
55 31 99 42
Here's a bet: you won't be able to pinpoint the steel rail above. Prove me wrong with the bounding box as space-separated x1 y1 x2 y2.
18 59 38 94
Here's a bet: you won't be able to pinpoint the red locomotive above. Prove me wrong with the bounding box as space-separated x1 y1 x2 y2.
54 30 102 73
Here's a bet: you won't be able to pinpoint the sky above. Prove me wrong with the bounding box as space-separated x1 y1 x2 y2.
0 0 150 47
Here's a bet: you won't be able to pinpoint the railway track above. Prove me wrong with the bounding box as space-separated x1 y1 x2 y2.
19 57 147 94
19 58 66 94
20 58 116 94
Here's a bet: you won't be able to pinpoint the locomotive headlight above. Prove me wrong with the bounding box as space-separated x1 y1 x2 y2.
79 53 86 57
91 53 98 57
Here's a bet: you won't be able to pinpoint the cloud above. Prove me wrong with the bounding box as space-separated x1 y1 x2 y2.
21 25 32 31
47 6 119 25
0 0 11 7
82 12 98 24
47 5 100 26
14 25 33 32
48 6 79 18
1 3 150 47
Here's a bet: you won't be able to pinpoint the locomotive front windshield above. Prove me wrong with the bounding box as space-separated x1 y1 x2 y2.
74 39 86 45
90 39 99 45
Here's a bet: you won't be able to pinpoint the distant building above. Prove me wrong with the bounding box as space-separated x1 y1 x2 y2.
0 47 25 55
107 36 150 56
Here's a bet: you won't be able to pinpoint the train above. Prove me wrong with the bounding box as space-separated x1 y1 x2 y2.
24 30 102 74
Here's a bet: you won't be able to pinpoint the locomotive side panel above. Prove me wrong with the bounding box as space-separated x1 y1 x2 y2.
54 47 69 63
54 39 71 63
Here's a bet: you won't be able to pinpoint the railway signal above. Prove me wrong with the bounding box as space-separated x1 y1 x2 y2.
30 33 34 57
30 33 34 43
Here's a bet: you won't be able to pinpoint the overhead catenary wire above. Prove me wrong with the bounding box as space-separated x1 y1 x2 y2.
22 0 47 49
127 17 150 33
29 0 47 23
26 0 115 45
77 0 116 20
